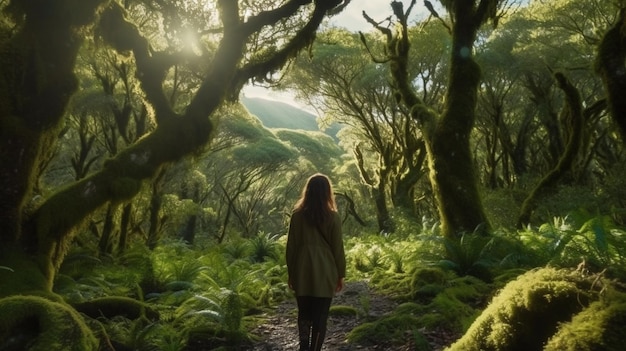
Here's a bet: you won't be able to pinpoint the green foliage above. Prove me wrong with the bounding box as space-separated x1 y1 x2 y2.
346 233 428 281
43 207 626 351
221 238 252 262
274 129 343 173
232 136 295 166
240 96 339 137
423 276 491 332
437 232 498 282
103 317 161 351
409 267 453 302
249 232 281 263
519 211 626 276
55 245 158 302
175 289 244 334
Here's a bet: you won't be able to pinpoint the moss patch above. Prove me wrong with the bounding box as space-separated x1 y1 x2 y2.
411 267 451 302
445 267 602 351
0 295 98 351
347 313 420 345
329 304 358 317
545 291 626 351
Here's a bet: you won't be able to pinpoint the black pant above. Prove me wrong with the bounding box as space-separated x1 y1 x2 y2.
296 296 332 351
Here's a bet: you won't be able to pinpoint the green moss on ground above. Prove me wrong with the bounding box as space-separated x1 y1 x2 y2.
330 305 358 317
347 313 420 346
445 267 604 351
0 295 98 351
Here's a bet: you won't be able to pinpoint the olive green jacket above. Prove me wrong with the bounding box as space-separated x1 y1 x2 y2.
286 210 346 298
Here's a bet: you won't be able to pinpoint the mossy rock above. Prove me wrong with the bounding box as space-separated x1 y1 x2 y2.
0 295 98 351
544 292 626 351
445 267 602 351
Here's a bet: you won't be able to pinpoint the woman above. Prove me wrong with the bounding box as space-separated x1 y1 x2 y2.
286 173 346 351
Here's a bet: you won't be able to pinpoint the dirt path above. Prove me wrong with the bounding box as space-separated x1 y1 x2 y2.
249 281 413 350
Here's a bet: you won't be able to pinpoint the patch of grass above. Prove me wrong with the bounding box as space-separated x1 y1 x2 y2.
329 305 358 317
347 313 420 345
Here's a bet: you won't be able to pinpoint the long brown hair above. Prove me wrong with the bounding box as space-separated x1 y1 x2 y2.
293 173 336 226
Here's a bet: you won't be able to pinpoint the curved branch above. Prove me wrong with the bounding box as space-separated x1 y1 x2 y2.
231 0 341 98
242 0 310 36
97 3 179 123
335 192 367 226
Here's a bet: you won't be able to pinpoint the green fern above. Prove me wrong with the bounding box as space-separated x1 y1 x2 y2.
437 232 496 282
249 231 280 263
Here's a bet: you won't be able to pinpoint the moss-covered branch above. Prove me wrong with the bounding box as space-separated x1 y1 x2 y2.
231 0 345 98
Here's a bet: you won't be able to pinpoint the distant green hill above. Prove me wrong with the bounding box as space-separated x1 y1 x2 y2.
240 96 340 140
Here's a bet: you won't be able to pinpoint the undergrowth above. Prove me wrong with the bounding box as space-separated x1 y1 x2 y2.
50 211 626 350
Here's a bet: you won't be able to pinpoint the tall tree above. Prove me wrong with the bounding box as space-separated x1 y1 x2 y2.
0 0 348 346
363 0 506 237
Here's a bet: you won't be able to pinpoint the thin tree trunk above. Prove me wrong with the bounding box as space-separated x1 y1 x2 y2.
99 204 117 255
118 203 132 253
181 215 198 244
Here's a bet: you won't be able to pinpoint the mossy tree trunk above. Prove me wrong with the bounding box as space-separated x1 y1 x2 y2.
364 0 496 238
0 0 346 293
353 144 393 232
595 8 626 142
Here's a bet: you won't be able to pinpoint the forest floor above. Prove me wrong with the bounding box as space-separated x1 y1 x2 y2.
248 281 459 351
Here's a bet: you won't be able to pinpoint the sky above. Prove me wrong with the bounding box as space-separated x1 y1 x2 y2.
326 0 428 33
242 1 429 106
